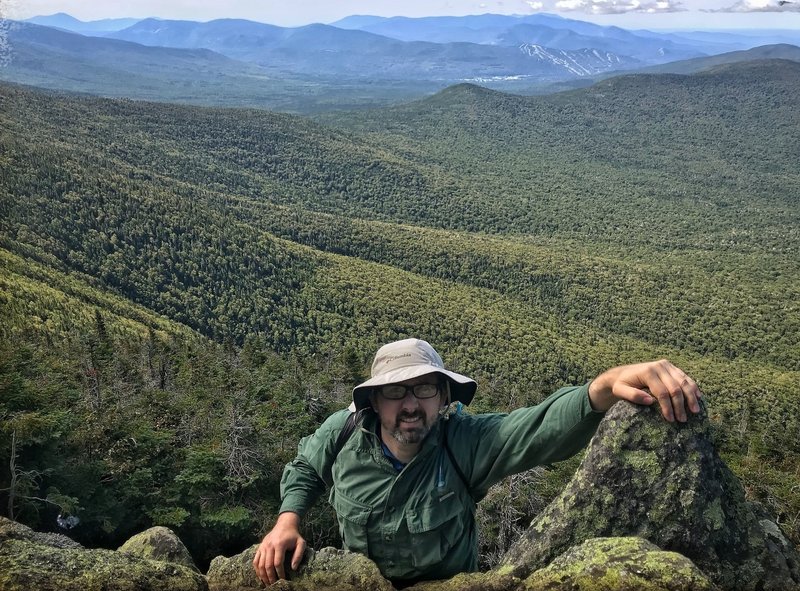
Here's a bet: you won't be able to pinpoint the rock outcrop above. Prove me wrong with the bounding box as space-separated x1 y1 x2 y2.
523 537 717 591
206 535 714 591
3 400 798 591
207 544 393 591
499 401 800 591
0 516 207 591
118 525 199 571
0 515 84 549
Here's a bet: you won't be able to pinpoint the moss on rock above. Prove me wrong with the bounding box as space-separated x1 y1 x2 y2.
0 514 83 549
206 543 262 591
118 526 198 571
0 524 207 591
499 402 800 591
207 544 392 591
523 537 718 591
291 547 394 591
405 571 523 591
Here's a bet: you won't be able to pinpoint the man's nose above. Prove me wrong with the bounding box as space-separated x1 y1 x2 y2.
401 390 420 410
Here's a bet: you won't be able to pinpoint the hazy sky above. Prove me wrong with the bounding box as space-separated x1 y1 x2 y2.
5 0 800 29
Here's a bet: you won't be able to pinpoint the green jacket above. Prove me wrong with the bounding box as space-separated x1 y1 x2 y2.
279 383 604 583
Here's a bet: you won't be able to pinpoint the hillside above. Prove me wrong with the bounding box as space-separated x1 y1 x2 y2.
320 60 799 253
1 22 432 112
624 43 800 75
1 61 799 562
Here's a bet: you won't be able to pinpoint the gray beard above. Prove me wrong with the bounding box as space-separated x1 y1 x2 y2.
390 412 434 444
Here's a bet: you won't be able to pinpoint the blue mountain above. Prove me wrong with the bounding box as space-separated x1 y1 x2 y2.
25 12 141 32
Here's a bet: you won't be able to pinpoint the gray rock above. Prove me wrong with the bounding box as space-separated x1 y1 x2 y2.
498 401 800 591
118 525 198 571
292 547 394 591
206 543 262 591
0 514 83 549
207 544 393 591
523 536 718 590
0 516 207 591
405 571 523 591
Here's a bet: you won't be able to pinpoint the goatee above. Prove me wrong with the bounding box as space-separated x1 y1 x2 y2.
390 411 433 444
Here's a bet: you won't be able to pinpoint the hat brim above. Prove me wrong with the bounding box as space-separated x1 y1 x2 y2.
352 366 476 410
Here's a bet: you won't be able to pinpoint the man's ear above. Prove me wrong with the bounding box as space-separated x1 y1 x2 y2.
441 381 452 407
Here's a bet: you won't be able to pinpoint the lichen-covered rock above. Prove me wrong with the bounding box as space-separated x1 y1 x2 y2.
406 571 523 591
0 514 83 549
118 525 198 571
0 518 207 591
206 543 262 591
291 547 394 591
521 537 718 591
207 544 393 591
499 401 800 591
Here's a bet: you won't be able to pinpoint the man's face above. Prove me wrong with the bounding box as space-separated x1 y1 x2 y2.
371 373 445 445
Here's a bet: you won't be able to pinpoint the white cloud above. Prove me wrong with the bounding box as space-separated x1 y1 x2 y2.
712 0 799 11
523 0 545 8
554 0 684 12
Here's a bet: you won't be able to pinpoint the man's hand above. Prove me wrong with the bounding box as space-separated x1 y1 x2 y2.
588 360 702 422
253 512 306 586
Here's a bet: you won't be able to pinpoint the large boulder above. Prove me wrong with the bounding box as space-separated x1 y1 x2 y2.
118 525 198 571
0 516 207 591
524 537 718 591
0 515 83 549
499 401 800 591
207 544 392 591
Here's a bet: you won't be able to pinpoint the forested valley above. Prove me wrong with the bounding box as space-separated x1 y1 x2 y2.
1 59 799 569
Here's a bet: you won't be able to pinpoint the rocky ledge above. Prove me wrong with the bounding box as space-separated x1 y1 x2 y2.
2 401 798 591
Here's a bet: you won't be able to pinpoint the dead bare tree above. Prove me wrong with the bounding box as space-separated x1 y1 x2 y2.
221 399 264 491
1 430 57 520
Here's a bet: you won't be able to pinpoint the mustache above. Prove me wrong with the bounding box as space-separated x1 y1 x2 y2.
396 411 425 424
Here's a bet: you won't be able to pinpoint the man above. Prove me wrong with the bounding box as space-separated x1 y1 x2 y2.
253 338 701 586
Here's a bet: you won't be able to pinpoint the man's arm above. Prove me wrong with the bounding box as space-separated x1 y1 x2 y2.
252 409 352 586
454 359 701 494
588 359 702 422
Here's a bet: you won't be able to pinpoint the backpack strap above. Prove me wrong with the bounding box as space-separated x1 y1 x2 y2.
333 408 370 457
442 421 473 498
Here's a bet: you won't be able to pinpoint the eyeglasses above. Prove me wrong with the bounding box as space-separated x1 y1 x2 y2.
379 383 441 400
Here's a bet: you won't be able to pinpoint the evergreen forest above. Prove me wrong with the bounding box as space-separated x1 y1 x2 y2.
1 59 799 569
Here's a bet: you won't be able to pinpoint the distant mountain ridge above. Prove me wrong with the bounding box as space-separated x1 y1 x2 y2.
627 43 800 75
5 13 800 112
101 17 642 80
330 13 703 63
25 12 140 32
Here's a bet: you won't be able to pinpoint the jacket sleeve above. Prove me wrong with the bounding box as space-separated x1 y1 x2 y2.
278 408 351 517
452 383 604 495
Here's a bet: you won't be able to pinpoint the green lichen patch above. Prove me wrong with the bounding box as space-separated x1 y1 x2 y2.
0 537 207 591
118 526 198 571
206 543 262 591
703 499 726 532
406 571 523 591
0 515 83 549
291 547 393 591
499 402 800 590
621 450 662 479
523 537 718 591
208 545 393 591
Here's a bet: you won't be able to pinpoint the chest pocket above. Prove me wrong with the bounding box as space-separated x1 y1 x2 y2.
405 496 468 568
331 490 372 555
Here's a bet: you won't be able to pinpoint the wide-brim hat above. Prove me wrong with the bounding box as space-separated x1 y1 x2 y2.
352 338 477 410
